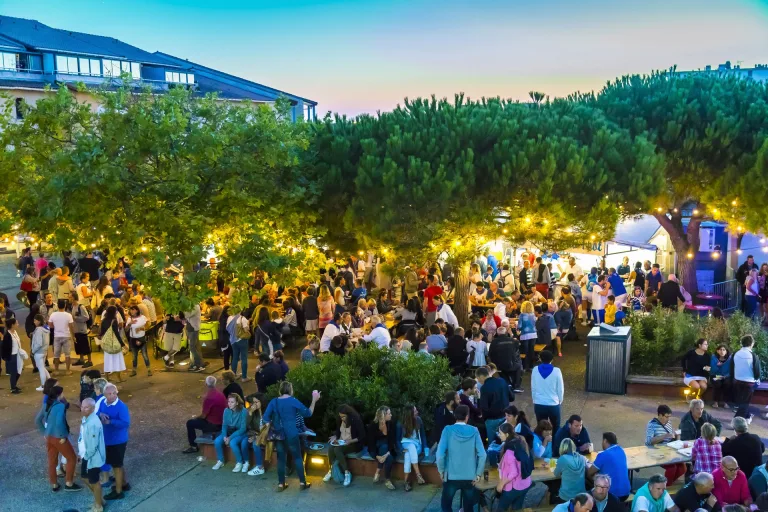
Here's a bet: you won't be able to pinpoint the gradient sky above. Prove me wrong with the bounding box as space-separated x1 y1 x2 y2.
2 0 767 116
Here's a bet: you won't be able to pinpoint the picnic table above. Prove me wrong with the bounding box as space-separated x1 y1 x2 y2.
685 304 713 317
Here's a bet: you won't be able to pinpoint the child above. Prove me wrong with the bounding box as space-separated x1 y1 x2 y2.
604 295 617 325
79 368 102 403
466 330 488 368
630 286 645 312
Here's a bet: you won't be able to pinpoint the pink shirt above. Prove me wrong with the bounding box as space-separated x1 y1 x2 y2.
712 467 750 505
35 258 48 275
499 448 532 492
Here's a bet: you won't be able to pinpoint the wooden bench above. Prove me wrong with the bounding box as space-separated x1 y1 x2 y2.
627 375 768 404
520 344 549 359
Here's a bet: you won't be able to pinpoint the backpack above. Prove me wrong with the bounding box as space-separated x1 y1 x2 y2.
331 459 345 484
536 264 547 283
79 305 93 330
101 322 122 354
633 269 645 290
512 439 533 479
586 273 598 293
234 315 250 340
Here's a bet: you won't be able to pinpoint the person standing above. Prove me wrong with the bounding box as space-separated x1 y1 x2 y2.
423 274 444 327
35 385 83 491
646 264 664 297
302 287 320 338
731 335 761 422
436 405 487 512
79 397 106 512
126 305 151 377
184 303 204 372
70 292 93 369
737 255 759 313
98 383 131 501
226 307 251 382
30 313 50 391
531 350 565 431
1 318 23 393
744 269 760 319
477 366 511 437
49 299 75 375
591 276 611 325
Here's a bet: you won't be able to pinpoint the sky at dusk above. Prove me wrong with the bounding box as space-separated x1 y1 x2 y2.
2 0 767 116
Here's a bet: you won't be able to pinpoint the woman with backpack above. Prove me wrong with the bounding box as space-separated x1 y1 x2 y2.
495 422 533 511
100 306 125 382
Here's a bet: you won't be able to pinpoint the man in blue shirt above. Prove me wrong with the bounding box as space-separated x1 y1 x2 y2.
646 264 663 296
606 268 628 309
588 432 631 500
350 278 367 305
554 415 592 456
98 383 131 501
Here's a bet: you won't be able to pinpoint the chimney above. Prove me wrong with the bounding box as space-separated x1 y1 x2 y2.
705 65 711 71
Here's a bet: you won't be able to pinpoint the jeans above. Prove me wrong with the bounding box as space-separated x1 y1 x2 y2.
34 353 50 387
231 339 248 379
130 339 150 369
249 440 265 467
376 440 394 479
534 404 561 431
7 355 18 389
485 417 505 442
498 486 529 510
745 295 758 318
186 417 219 447
276 436 305 485
520 339 535 369
591 309 605 325
712 377 732 405
215 433 247 463
187 325 203 367
441 479 479 512
733 380 755 419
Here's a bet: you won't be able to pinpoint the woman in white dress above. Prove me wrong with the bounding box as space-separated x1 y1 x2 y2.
100 305 126 381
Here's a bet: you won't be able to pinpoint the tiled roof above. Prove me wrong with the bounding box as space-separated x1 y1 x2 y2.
0 16 180 66
0 34 25 51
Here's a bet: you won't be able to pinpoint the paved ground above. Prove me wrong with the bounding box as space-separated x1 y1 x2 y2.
1 260 768 511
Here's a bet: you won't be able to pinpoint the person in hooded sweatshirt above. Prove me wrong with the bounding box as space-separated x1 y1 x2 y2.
436 405 486 512
530 350 564 431
554 438 587 502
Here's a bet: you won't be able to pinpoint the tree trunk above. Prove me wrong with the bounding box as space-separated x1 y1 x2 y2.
653 211 701 296
453 260 471 330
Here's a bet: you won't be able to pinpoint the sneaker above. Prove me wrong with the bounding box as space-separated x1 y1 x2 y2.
212 461 224 470
72 361 83 366
11 388 21 394
241 377 252 383
194 366 205 372
711 402 719 409
36 386 44 392
248 466 265 476
168 361 175 367
182 446 199 454
373 470 380 483
130 370 137 377
513 389 524 393
343 471 351 487
323 471 333 482
103 490 124 500
147 369 153 376
64 483 84 492
747 415 753 425
163 354 169 362
241 462 250 473
385 480 395 490
188 366 199 372
232 463 243 473
82 362 93 368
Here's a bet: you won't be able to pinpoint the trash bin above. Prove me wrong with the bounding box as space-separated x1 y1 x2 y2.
585 325 632 395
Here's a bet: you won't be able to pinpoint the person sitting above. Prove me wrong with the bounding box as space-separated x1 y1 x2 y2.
477 366 511 441
710 344 732 409
363 315 391 349
470 281 489 316
243 393 268 476
445 327 468 374
553 493 594 512
482 308 499 340
396 404 428 492
319 312 342 353
432 391 459 446
683 339 711 399
330 334 349 357
587 432 631 500
724 416 765 489
692 423 723 475
553 415 592 457
212 393 248 472
532 419 554 461
425 324 447 354
365 299 378 318
417 342 434 359
376 290 393 316
221 370 244 402
713 456 752 508
646 404 687 484
489 323 523 392
495 422 533 511
680 399 722 441
183 376 226 454
591 474 625 512
631 474 678 512
323 404 366 487
300 336 320 363
673 471 721 512
534 305 553 359
255 353 282 393
555 438 587 502
434 294 458 329
748 460 768 501
368 406 397 490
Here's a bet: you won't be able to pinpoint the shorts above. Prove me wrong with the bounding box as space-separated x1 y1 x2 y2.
550 329 558 340
81 459 100 484
684 375 708 386
105 442 127 468
74 332 91 355
53 337 72 358
305 319 319 332
164 332 182 353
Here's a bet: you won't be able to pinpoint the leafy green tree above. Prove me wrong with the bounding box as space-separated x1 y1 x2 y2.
583 70 768 294
311 95 664 324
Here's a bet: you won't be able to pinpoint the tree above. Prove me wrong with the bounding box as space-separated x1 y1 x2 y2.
582 70 768 294
0 81 319 308
310 95 664 325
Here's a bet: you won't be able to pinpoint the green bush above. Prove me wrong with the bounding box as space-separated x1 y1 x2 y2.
266 346 459 437
627 309 768 377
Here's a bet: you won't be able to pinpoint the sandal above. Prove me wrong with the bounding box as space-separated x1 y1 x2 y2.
300 482 311 491
405 481 412 492
416 473 426 485
277 483 289 492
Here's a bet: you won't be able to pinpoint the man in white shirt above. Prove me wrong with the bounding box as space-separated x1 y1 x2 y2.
559 257 584 285
497 264 515 293
363 315 391 349
733 335 760 422
49 299 75 375
319 313 341 352
591 275 611 325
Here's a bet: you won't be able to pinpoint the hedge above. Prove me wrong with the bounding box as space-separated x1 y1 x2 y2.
627 309 768 377
266 346 459 437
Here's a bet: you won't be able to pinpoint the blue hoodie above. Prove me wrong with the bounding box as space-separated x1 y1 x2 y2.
436 422 486 481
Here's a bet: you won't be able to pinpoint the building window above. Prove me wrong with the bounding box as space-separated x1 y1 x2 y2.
102 59 120 77
0 52 17 70
130 62 140 80
14 98 24 120
164 70 195 84
79 58 91 75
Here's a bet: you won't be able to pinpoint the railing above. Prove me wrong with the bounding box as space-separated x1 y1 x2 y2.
700 279 740 312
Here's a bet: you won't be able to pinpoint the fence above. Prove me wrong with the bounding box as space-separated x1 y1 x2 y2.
700 279 741 312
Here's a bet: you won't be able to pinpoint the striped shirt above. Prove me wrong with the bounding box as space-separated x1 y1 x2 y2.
645 418 673 447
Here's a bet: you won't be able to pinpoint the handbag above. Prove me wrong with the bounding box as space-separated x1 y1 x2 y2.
266 411 286 442
20 279 35 292
256 423 270 447
101 322 122 355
